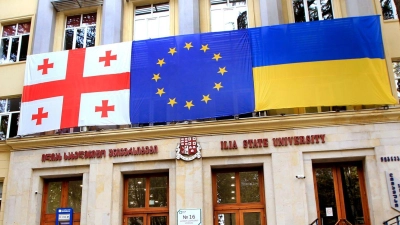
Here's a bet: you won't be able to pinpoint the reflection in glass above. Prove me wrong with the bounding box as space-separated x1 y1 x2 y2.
2 24 16 37
86 27 96 48
67 180 82 213
218 213 236 225
320 0 333 20
17 22 31 34
10 37 19 62
381 0 395 20
128 178 146 208
150 216 167 225
64 30 74 50
66 15 81 28
293 0 306 22
0 100 6 113
19 35 29 61
150 176 168 207
0 115 9 140
127 216 144 225
341 166 364 225
240 171 260 203
243 212 261 225
307 0 319 21
46 182 62 214
315 168 337 225
1 38 9 62
82 13 97 25
216 172 236 204
76 28 84 49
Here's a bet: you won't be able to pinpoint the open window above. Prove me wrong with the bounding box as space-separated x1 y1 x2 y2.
0 22 30 64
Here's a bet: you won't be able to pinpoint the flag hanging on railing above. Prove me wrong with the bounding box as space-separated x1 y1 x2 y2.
17 15 396 136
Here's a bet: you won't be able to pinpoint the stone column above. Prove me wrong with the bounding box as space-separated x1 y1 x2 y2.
345 0 375 17
259 0 284 26
175 159 203 218
101 0 123 45
32 0 56 54
178 0 200 35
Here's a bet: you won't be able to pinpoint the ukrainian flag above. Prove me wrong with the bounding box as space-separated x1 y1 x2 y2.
249 15 397 111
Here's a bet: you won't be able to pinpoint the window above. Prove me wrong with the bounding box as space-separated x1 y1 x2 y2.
292 0 334 22
0 22 30 64
213 168 265 225
0 98 20 140
134 3 170 41
393 61 400 98
41 178 82 225
210 0 248 32
381 0 398 20
124 173 168 225
0 182 3 209
64 13 96 50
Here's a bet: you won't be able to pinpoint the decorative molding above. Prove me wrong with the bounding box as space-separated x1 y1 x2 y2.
5 108 400 151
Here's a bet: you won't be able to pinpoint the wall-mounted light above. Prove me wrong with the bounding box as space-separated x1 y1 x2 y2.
296 175 306 179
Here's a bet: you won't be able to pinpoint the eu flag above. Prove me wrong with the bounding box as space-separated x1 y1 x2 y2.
130 30 254 123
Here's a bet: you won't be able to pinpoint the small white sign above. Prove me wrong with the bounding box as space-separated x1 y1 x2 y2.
58 214 70 221
177 209 201 225
385 171 400 212
326 207 333 217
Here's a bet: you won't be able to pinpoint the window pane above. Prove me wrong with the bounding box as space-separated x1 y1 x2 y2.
341 166 364 225
66 15 81 28
19 35 29 61
67 180 82 213
10 37 19 62
149 176 168 207
136 5 152 15
64 29 74 50
320 0 333 20
17 22 31 34
308 0 319 21
239 171 260 203
8 112 19 138
0 115 9 140
1 38 9 62
293 0 306 22
218 213 236 225
147 18 159 39
150 216 167 225
381 0 395 20
86 26 96 48
0 100 6 113
315 168 338 225
127 217 144 225
216 172 236 204
237 10 247 29
134 19 148 40
154 3 169 13
82 13 97 26
9 97 20 111
46 182 62 214
127 178 146 208
2 24 16 37
159 15 170 38
75 28 84 49
243 212 261 225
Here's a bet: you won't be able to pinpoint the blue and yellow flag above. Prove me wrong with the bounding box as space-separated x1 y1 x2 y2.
130 30 254 123
249 15 396 110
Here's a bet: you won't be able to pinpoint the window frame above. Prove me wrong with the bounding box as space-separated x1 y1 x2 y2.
123 173 169 224
381 0 398 20
63 12 97 50
133 2 171 41
0 21 31 64
292 0 335 23
209 0 248 32
0 98 20 140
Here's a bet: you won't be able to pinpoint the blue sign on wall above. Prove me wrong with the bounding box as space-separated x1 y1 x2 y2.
55 208 73 225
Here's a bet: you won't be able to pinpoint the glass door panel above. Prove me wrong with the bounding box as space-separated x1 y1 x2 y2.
340 166 365 225
126 216 144 225
216 211 238 225
315 168 338 225
149 215 167 225
242 212 261 225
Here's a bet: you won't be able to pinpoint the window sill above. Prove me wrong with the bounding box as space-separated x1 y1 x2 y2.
383 18 399 23
0 61 26 67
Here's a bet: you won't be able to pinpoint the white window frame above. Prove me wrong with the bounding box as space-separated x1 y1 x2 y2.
64 13 97 50
134 3 170 41
0 98 20 140
0 22 30 64
293 0 335 22
210 0 248 32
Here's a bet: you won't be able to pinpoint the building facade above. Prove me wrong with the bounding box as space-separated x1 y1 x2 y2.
1 0 400 225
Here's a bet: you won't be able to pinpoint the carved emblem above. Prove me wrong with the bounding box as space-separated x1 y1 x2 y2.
176 137 202 161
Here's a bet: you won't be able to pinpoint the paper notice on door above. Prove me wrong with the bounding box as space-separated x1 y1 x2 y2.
326 207 333 216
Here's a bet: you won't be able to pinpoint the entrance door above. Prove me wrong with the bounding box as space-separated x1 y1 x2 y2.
313 162 370 225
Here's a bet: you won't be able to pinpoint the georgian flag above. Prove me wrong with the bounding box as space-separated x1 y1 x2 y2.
18 42 131 135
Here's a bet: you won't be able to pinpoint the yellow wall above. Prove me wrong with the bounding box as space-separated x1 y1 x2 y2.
0 0 37 99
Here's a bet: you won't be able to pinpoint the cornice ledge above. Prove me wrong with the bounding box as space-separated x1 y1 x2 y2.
5 108 400 151
0 141 12 152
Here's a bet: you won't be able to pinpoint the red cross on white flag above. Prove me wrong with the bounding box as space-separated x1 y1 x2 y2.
18 42 132 135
